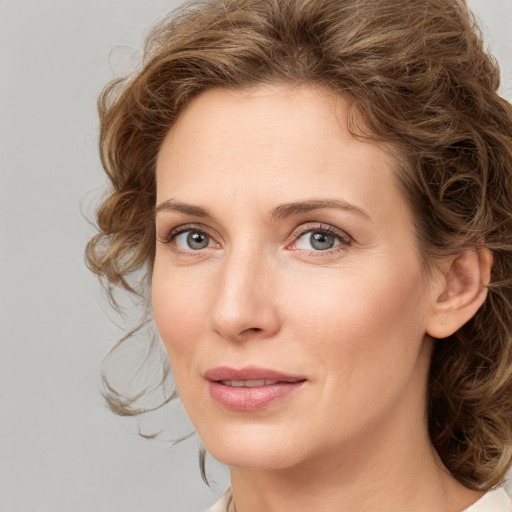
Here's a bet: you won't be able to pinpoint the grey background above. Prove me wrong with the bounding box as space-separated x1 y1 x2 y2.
1 1 511 511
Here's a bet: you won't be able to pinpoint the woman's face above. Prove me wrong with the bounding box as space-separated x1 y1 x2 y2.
152 84 439 470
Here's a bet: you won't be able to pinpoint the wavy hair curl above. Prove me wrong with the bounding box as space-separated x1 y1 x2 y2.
86 0 512 489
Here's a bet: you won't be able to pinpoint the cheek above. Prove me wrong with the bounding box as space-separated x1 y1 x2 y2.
284 262 429 384
151 267 210 365
277 264 431 445
288 261 425 334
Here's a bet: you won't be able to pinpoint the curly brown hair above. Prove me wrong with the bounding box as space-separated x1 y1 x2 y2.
86 0 512 490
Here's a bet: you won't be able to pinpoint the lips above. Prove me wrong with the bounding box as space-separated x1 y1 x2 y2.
204 366 306 411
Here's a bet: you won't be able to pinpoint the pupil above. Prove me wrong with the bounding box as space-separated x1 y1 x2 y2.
311 232 334 250
187 231 209 249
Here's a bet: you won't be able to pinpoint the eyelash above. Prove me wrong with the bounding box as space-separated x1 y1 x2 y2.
158 223 352 257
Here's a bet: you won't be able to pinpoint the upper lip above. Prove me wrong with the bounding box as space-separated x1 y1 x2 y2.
204 366 306 383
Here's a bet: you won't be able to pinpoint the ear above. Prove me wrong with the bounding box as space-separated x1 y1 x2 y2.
426 248 493 339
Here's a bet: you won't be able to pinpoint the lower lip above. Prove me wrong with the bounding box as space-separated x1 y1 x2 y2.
208 381 305 411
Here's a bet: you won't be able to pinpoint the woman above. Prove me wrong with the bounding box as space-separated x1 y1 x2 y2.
86 0 512 510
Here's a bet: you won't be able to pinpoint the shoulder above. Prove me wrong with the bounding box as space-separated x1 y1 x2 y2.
462 487 512 512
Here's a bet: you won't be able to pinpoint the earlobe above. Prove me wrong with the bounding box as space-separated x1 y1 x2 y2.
426 248 493 339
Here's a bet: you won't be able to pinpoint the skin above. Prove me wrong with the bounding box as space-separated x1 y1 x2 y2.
152 84 486 511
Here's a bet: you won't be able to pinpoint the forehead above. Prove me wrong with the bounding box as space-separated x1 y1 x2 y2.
155 84 408 227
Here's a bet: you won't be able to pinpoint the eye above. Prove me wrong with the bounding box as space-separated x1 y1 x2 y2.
289 224 351 253
295 231 340 251
157 224 220 255
175 230 212 250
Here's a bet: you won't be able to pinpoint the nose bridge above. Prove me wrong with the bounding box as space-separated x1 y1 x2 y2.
210 238 279 341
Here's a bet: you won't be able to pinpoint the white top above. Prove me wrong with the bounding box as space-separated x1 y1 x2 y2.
205 487 512 512
205 490 230 512
462 487 512 511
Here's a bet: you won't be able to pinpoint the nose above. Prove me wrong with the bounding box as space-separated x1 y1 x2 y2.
210 246 281 342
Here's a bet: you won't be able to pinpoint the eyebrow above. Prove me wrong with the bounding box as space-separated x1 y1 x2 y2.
269 199 370 221
155 199 214 219
154 198 371 221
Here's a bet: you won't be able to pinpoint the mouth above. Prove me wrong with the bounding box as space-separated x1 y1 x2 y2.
219 379 284 387
204 366 307 411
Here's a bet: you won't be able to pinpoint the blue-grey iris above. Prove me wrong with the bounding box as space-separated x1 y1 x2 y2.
310 232 335 250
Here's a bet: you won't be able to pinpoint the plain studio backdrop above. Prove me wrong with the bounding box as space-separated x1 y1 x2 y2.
1 1 511 511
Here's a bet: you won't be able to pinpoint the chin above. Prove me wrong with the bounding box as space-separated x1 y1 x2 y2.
209 445 302 471
199 423 308 470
